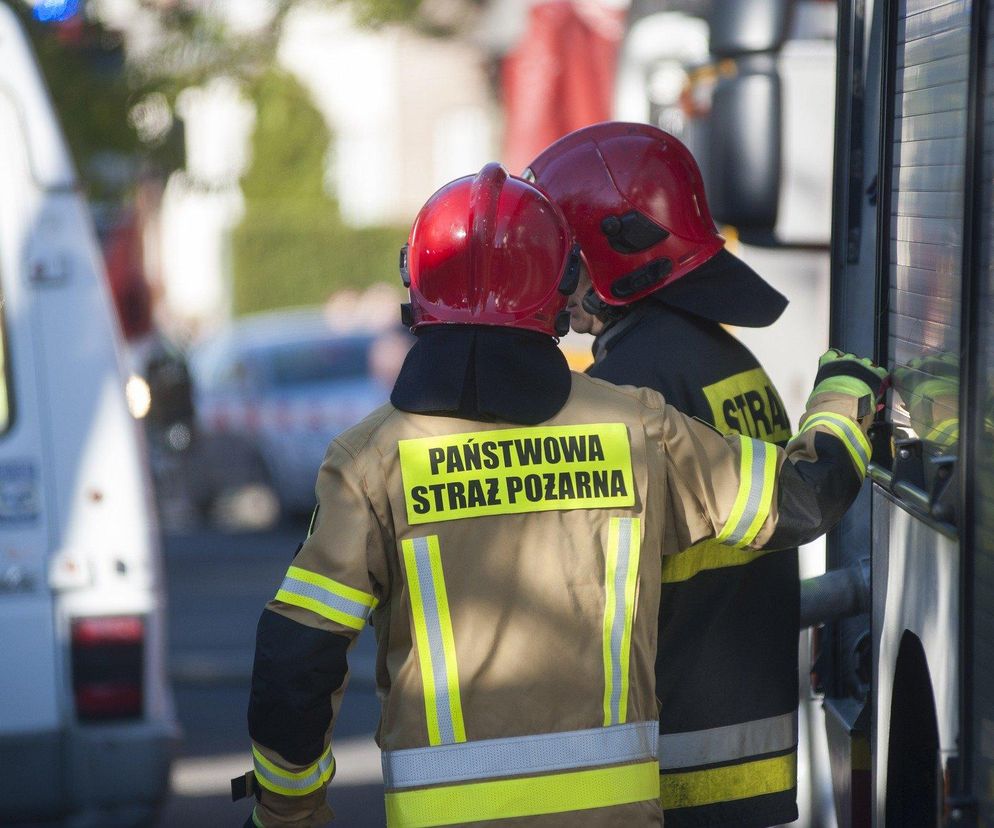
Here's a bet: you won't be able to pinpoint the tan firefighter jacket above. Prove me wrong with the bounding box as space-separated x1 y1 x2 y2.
243 371 873 828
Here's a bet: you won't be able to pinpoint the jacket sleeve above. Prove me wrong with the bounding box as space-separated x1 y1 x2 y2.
651 387 873 553
246 440 391 827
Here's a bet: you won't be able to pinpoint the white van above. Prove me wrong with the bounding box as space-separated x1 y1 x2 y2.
0 6 176 825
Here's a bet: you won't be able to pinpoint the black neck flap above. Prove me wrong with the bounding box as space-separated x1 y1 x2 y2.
391 326 573 425
651 248 788 328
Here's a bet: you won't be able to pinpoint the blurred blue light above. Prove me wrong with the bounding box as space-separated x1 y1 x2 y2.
32 0 81 23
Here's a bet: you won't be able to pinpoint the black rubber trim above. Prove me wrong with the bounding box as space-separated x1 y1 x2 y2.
767 434 863 549
248 610 350 765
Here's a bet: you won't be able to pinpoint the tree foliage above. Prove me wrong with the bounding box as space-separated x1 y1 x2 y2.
6 2 166 200
231 69 406 315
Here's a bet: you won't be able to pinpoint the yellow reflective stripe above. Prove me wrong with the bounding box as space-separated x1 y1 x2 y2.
715 436 753 545
602 519 641 725
797 412 871 477
739 439 777 548
601 521 619 727
714 437 776 549
275 565 377 631
428 537 465 743
252 807 264 828
618 520 640 725
385 760 660 827
661 539 772 584
659 752 796 810
252 743 335 797
402 537 465 746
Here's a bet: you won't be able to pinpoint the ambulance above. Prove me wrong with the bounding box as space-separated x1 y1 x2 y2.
0 5 176 824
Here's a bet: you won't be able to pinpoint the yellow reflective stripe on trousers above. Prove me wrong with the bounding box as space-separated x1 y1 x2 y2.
659 752 796 810
385 759 659 827
602 517 641 726
796 412 871 477
275 565 377 631
715 436 777 549
252 743 335 797
402 536 466 746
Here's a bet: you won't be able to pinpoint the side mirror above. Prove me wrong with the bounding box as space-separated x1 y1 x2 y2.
709 0 790 56
706 54 782 235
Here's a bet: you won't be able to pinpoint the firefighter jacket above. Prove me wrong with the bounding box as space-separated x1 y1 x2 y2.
588 300 800 828
245 368 873 828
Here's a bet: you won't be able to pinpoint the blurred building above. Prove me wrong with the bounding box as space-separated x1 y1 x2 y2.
83 0 498 334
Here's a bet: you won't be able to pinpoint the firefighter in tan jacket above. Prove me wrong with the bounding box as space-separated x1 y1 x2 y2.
234 164 886 828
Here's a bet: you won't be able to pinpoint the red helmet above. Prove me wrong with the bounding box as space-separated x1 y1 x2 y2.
525 122 724 307
402 163 579 336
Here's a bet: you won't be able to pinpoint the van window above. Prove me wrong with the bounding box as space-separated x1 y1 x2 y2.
886 0 970 456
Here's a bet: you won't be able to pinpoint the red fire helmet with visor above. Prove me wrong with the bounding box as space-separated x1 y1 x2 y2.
524 121 725 308
401 163 580 337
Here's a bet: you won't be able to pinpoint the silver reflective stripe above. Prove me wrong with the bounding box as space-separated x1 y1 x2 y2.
658 712 797 771
253 744 334 793
279 575 373 624
721 439 773 547
800 414 869 472
382 720 658 789
411 536 457 745
608 518 634 724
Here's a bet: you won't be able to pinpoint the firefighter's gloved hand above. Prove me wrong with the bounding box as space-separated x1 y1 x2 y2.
810 350 889 411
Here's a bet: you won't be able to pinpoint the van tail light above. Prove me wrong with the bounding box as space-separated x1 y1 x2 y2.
71 616 144 721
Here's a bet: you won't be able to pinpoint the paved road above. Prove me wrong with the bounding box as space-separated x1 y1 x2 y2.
157 525 386 827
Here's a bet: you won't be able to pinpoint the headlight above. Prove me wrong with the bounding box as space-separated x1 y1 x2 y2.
126 374 152 419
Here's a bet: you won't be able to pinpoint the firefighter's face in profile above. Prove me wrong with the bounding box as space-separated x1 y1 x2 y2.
567 262 607 336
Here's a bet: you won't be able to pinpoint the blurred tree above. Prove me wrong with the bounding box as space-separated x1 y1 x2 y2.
5 2 178 202
231 69 406 314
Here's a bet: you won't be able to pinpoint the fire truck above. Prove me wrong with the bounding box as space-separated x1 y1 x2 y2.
619 0 994 823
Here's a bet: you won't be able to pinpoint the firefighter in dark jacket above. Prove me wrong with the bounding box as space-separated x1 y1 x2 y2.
528 122 804 827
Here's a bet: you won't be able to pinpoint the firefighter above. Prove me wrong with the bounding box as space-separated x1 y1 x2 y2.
234 163 885 827
526 121 805 827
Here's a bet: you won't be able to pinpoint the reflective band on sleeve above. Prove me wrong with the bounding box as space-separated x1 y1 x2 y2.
601 517 641 726
659 751 796 810
658 712 797 771
385 759 660 828
275 565 377 631
795 412 871 477
715 436 777 549
382 720 658 789
402 536 466 746
252 743 335 797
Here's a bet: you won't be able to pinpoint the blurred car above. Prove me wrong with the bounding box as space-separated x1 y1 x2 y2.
188 309 390 522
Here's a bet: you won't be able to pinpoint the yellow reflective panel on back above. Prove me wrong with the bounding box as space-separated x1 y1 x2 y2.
398 423 634 525
702 368 791 443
